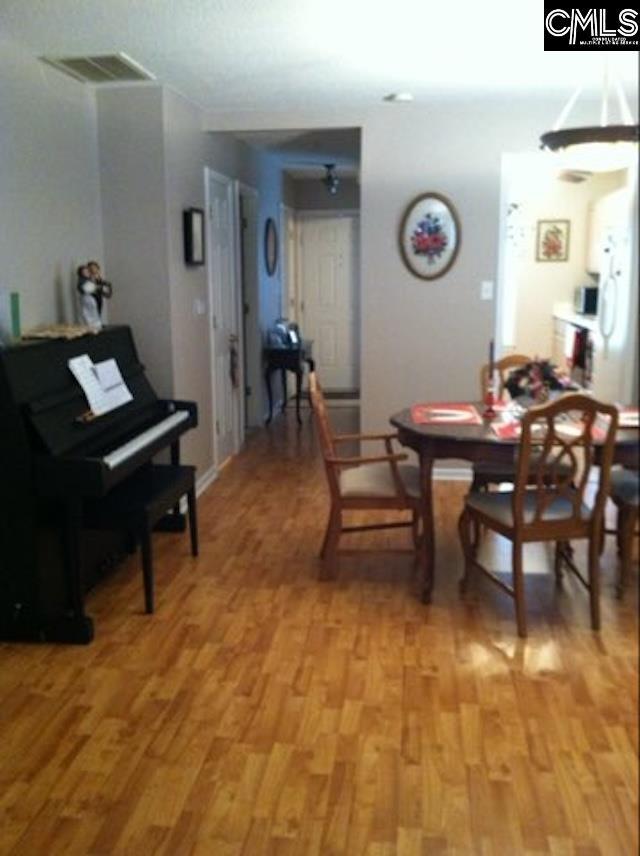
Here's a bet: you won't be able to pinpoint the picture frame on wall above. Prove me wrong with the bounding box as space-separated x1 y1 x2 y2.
399 192 461 280
536 219 570 262
264 217 278 276
183 208 205 266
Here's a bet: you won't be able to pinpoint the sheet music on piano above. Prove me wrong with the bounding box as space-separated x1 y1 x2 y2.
68 354 133 417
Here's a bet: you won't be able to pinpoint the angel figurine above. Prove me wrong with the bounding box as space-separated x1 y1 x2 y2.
77 261 113 329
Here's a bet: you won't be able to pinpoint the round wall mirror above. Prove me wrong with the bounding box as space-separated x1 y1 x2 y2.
264 217 278 276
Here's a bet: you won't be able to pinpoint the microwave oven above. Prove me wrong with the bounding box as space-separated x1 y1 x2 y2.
574 285 598 315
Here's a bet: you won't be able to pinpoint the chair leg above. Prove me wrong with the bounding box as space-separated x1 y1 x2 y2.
187 488 199 557
411 509 420 549
512 539 527 638
553 541 564 587
141 527 154 614
320 508 341 580
320 508 335 559
617 506 635 598
587 533 601 631
469 475 484 551
458 509 473 594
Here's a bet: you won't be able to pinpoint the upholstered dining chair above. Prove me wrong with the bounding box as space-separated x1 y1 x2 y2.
608 467 639 597
458 394 618 637
309 372 425 580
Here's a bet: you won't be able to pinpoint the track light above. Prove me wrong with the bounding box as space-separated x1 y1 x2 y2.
322 164 340 195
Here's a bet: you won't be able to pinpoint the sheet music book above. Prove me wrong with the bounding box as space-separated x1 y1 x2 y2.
68 354 133 416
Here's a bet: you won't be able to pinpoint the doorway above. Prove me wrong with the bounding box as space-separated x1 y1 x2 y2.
206 168 242 467
495 152 638 404
297 212 360 393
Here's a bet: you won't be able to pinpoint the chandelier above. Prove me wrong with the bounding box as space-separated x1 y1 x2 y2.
539 65 638 172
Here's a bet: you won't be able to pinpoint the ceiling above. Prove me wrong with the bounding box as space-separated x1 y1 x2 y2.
2 1 638 113
233 128 360 173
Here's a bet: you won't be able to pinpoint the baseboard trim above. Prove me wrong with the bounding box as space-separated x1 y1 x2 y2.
196 465 217 497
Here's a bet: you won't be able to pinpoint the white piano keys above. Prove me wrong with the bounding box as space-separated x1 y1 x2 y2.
103 411 189 470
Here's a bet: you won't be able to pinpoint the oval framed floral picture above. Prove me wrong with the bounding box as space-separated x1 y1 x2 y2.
399 192 461 280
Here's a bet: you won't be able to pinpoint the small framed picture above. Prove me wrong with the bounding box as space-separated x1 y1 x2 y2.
183 208 205 266
399 192 461 280
536 219 570 262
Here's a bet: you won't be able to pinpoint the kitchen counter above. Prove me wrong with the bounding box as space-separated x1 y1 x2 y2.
552 302 598 332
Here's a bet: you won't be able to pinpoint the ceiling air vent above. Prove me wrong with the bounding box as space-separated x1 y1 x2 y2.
40 52 155 84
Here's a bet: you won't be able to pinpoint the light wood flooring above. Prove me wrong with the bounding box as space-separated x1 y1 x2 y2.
0 407 638 855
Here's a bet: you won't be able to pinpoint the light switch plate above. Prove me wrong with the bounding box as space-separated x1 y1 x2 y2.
193 298 206 317
481 280 494 301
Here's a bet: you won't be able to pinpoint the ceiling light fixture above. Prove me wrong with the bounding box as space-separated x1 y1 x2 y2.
384 92 414 103
539 64 639 172
322 164 340 196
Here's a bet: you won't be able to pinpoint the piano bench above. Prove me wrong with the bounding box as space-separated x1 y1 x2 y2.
85 464 198 614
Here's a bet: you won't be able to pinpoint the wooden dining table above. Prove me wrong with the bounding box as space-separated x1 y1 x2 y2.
390 403 640 604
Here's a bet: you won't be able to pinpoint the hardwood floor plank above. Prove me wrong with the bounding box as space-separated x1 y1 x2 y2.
0 407 637 855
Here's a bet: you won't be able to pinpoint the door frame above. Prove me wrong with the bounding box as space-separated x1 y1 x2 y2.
237 181 261 429
280 203 297 321
204 166 243 468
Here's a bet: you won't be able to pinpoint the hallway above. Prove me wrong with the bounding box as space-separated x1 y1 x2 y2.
0 408 637 854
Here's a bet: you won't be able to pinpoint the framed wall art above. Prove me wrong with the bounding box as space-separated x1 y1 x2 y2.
536 219 570 262
183 208 205 266
399 192 461 280
264 217 278 276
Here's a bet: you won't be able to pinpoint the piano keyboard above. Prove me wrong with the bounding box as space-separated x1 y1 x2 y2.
103 411 189 470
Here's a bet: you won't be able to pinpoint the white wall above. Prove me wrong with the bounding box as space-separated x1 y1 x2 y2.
0 37 103 329
97 87 174 399
359 100 553 431
98 87 294 473
162 88 214 476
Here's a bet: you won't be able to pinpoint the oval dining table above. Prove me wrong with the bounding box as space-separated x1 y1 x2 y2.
390 403 640 604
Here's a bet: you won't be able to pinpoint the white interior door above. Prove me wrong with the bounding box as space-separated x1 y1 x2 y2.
299 214 359 390
207 170 240 467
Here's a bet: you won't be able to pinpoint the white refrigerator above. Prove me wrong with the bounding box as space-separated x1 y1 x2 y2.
590 165 639 406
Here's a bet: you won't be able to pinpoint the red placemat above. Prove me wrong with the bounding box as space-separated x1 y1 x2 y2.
411 403 482 425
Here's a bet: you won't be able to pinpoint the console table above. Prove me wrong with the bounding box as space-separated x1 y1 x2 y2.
264 340 314 425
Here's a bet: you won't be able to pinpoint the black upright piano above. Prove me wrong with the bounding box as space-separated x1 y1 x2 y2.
0 326 197 644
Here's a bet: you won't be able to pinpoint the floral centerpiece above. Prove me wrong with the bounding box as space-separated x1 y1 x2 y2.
505 359 576 402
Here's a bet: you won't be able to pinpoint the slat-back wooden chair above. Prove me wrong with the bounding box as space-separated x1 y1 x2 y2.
608 468 639 597
480 353 532 405
472 354 531 491
459 394 618 637
309 372 425 580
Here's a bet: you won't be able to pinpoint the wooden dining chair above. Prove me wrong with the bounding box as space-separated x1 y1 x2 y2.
458 394 618 637
471 354 531 491
309 372 425 580
608 467 639 597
